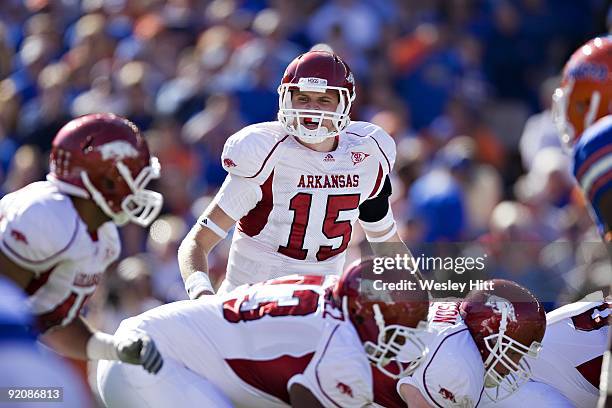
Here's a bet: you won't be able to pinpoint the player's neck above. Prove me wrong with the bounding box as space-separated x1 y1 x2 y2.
70 196 110 234
295 135 338 152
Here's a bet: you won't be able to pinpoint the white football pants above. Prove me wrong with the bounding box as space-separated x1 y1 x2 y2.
97 356 233 408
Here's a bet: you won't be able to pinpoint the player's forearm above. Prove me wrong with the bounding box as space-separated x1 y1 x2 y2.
178 233 216 298
40 315 94 360
367 229 424 282
179 204 236 297
178 233 210 282
398 384 432 408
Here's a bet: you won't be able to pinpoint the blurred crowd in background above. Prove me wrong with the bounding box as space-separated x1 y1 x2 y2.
0 0 611 338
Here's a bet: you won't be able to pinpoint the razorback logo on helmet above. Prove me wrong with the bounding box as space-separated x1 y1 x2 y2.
96 141 140 161
10 229 28 244
223 158 237 168
484 295 517 327
351 151 370 165
347 72 355 85
336 382 354 398
439 386 456 403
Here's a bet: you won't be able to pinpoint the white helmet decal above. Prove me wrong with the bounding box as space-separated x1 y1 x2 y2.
96 141 140 161
485 295 517 324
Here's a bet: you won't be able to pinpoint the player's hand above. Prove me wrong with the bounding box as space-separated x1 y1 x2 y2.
116 333 164 374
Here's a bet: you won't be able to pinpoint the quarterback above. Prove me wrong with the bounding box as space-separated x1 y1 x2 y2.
178 50 407 298
0 114 163 373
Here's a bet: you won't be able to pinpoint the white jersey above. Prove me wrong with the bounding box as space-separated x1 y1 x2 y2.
113 275 375 408
0 181 120 332
480 299 609 408
215 121 396 289
528 300 609 407
478 381 574 408
397 301 485 408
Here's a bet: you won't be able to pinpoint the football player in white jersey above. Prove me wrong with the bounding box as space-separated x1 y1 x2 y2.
97 258 431 408
178 50 408 298
396 280 547 407
481 298 610 408
0 114 164 373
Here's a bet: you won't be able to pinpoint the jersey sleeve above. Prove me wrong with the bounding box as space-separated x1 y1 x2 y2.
211 174 262 222
221 123 287 183
397 330 484 408
0 196 82 274
288 322 373 408
367 124 397 177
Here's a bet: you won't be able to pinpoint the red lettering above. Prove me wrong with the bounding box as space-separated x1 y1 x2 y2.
315 175 323 188
432 303 459 324
432 315 457 324
297 175 305 188
323 176 331 188
331 175 339 188
306 175 314 188
346 175 353 188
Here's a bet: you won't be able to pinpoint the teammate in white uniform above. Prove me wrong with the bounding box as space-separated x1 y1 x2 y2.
0 114 164 373
483 298 610 408
397 280 546 407
97 258 430 408
179 50 406 298
0 276 92 407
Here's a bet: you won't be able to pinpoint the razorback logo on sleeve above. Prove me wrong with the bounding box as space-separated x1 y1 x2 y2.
10 229 28 245
223 158 237 168
439 386 456 403
336 382 354 398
